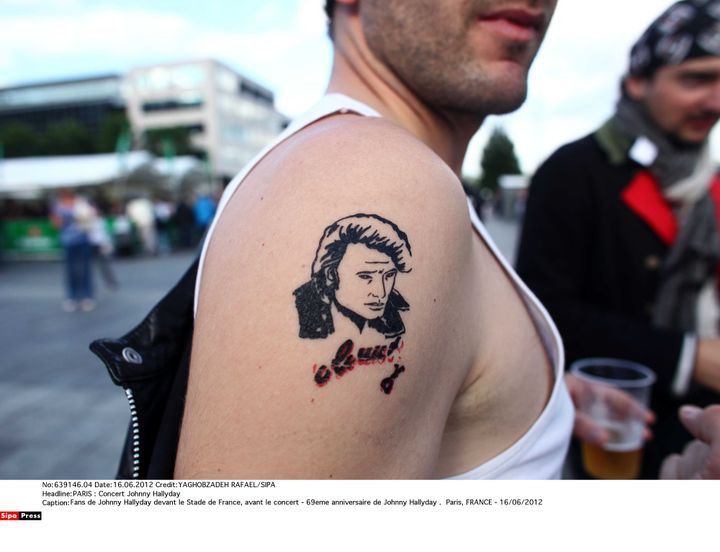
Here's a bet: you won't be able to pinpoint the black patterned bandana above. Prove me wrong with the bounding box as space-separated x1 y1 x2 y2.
630 0 720 77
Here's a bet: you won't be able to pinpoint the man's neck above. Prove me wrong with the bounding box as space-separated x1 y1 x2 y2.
325 16 483 176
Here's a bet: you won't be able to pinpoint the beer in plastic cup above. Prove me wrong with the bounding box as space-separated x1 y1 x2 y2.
570 358 656 479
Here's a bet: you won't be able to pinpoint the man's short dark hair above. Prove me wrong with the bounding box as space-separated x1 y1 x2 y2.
324 0 336 39
324 0 335 20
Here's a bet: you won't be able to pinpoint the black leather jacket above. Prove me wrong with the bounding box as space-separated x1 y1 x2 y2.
90 257 198 479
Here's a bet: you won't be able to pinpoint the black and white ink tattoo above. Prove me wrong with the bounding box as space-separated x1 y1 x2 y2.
293 214 412 339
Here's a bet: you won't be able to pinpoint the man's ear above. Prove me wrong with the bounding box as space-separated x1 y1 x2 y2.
625 75 649 101
334 0 359 15
325 267 339 290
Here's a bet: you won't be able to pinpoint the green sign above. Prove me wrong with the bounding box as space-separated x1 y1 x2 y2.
1 219 62 259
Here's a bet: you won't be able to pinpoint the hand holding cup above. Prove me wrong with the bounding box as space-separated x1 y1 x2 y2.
568 358 656 479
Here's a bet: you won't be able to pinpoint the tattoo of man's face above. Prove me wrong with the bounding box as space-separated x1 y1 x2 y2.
293 214 412 394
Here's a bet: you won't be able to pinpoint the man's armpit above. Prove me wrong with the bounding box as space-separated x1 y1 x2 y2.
292 213 412 396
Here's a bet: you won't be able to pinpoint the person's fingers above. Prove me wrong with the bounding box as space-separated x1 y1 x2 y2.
643 425 653 442
600 385 655 423
564 373 584 400
678 405 703 436
679 440 711 479
679 405 720 442
573 412 608 445
660 454 680 479
567 373 654 423
660 442 709 479
677 405 720 479
566 373 653 443
564 373 598 406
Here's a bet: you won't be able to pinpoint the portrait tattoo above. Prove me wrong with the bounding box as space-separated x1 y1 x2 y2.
294 214 412 394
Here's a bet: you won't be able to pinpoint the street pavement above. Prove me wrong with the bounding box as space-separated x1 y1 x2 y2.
0 215 519 480
0 250 198 479
484 212 521 265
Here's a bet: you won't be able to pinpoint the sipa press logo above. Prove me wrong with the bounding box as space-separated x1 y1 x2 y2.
0 511 42 521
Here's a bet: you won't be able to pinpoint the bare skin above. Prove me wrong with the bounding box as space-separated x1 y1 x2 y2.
660 405 720 479
175 0 559 479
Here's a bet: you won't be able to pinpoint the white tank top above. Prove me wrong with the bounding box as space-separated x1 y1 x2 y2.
195 93 574 479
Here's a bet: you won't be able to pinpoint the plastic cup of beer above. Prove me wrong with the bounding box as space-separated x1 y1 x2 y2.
570 358 656 480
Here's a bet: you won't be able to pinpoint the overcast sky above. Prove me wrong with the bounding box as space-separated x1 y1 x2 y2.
2 0 709 178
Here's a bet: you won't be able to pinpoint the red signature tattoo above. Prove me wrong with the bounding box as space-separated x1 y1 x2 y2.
312 337 406 394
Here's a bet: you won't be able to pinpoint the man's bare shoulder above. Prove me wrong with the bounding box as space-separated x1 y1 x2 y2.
177 114 479 479
257 114 467 210
199 114 474 315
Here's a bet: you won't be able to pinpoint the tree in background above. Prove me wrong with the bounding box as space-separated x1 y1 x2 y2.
143 126 199 158
41 119 95 156
0 122 39 157
0 110 130 158
478 126 522 194
97 111 131 153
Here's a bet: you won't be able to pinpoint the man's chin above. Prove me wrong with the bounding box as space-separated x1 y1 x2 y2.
455 75 529 116
671 131 711 148
486 92 528 115
676 122 720 145
440 90 527 118
480 58 531 107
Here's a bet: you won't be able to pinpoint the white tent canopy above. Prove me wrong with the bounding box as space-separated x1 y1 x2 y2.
0 151 155 194
152 156 209 190
0 151 208 197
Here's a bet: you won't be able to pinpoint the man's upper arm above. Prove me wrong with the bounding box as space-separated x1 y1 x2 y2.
175 119 477 479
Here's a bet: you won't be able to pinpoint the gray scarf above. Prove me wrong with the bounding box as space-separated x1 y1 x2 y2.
606 97 720 336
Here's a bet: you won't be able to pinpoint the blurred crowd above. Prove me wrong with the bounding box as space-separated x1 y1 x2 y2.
41 188 219 312
0 189 221 257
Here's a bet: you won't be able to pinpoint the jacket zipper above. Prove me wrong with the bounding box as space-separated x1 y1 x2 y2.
124 387 141 479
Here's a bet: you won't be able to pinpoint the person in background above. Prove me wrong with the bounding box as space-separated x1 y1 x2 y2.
516 1 720 478
110 201 135 257
172 196 196 249
154 196 175 254
89 202 118 291
192 192 217 243
50 188 96 312
126 194 157 255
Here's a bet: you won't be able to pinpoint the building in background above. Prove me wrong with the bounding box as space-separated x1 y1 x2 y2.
0 74 125 135
0 74 127 160
0 59 289 186
0 59 287 260
125 59 289 186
